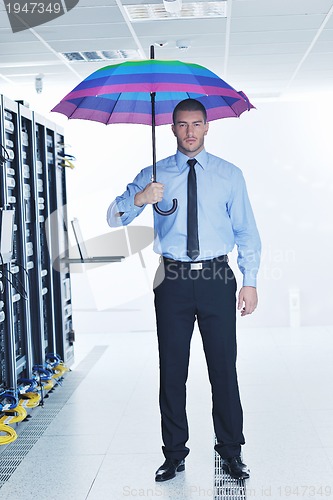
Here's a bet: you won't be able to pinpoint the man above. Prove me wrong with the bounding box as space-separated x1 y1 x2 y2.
107 98 261 482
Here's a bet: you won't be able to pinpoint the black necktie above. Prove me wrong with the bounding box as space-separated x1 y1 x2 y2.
187 158 200 260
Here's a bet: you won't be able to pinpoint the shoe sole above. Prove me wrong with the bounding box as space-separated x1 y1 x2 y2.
221 464 250 480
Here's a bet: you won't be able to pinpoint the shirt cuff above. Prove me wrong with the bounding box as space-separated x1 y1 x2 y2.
117 196 145 216
242 275 257 288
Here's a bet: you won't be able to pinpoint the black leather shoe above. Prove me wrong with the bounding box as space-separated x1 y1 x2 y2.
155 458 185 482
221 456 250 480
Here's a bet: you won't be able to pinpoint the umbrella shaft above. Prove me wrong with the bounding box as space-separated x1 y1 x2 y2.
151 91 156 182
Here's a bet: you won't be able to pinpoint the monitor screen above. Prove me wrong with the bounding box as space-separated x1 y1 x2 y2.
71 217 88 260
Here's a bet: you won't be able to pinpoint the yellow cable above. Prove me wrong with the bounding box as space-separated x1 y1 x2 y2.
58 362 69 371
0 404 27 424
19 392 41 408
0 424 18 445
51 364 69 379
58 158 75 169
38 379 55 391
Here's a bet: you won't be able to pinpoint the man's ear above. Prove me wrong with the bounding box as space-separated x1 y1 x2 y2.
171 124 176 136
204 122 209 135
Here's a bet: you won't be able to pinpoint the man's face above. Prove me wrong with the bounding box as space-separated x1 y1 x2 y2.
172 109 209 157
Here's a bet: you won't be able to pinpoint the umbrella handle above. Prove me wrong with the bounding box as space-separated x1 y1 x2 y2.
150 48 178 217
154 199 178 216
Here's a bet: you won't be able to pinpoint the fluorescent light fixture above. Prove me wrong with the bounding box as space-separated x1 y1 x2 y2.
61 50 141 62
163 0 182 14
125 1 227 21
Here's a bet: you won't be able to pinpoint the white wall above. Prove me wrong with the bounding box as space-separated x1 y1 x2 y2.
4 85 332 328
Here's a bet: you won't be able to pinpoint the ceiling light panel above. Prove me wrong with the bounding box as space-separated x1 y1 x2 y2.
61 50 141 62
125 1 227 21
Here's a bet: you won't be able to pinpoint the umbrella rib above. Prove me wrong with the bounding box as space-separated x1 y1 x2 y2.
67 96 87 119
106 93 123 125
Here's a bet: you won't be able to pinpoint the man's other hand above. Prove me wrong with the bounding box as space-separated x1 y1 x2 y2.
237 286 258 316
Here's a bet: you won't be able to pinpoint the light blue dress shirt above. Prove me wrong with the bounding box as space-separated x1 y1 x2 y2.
107 149 261 287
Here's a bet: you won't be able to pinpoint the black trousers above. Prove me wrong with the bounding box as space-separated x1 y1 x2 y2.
153 256 245 460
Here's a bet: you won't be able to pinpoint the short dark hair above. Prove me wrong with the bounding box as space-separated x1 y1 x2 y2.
173 98 207 124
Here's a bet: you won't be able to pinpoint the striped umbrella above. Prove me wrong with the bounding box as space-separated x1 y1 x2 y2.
52 46 254 215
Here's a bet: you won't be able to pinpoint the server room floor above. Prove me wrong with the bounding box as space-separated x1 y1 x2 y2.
0 317 333 500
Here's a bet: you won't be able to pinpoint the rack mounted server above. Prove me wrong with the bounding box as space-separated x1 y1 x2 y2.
0 94 74 393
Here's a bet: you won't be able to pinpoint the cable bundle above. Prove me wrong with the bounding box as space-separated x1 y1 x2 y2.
0 424 17 445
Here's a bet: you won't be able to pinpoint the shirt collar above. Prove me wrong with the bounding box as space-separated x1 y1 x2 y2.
176 149 208 172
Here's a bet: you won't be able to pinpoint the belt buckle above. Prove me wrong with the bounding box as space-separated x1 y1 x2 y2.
190 262 203 270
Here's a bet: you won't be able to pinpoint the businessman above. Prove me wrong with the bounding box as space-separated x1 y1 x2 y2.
107 98 261 481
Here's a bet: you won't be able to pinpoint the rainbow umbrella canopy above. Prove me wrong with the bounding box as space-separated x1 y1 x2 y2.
52 47 254 215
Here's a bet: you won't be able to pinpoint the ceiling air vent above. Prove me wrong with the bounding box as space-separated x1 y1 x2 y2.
61 50 140 62
125 1 227 21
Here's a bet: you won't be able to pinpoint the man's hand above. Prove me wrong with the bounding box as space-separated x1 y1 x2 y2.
135 182 164 206
237 286 258 316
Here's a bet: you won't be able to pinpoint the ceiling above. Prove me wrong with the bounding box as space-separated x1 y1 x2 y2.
1 0 333 101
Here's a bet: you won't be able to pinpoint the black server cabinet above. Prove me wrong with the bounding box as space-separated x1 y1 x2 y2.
45 124 74 366
0 97 15 390
33 113 57 364
0 96 32 389
19 104 52 370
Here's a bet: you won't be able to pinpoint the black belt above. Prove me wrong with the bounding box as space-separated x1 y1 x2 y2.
162 255 228 271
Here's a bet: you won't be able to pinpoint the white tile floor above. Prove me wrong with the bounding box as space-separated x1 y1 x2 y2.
1 304 333 500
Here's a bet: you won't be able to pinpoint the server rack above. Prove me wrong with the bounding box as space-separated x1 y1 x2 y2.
19 104 45 371
0 94 74 394
34 116 74 366
0 96 32 390
0 97 15 391
32 113 57 365
47 125 74 366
